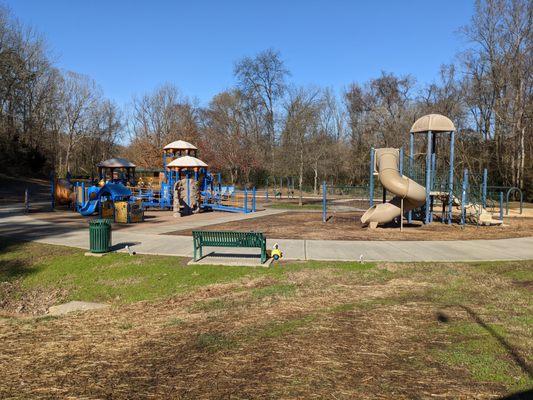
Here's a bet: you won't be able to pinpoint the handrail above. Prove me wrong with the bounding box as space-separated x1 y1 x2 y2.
505 187 523 215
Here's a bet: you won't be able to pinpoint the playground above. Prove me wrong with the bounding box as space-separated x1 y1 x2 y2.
1 0 532 396
1 113 532 399
2 113 529 258
2 115 516 249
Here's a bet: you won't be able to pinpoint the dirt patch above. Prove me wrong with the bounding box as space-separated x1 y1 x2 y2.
513 280 533 291
167 211 533 241
0 281 67 316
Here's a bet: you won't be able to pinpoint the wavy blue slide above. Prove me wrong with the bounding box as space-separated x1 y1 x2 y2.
78 199 99 216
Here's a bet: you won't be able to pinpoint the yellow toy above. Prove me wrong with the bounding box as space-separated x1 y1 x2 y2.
271 243 283 261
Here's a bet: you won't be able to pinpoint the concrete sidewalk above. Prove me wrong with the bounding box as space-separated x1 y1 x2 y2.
1 211 532 262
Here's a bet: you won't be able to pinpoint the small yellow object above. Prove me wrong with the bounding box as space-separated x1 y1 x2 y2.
271 243 283 261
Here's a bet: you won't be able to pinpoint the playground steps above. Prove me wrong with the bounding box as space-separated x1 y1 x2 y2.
430 191 503 226
464 203 503 226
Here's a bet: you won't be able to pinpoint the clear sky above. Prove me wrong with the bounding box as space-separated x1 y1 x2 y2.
5 0 475 107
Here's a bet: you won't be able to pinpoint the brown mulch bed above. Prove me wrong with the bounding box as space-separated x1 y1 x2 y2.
166 211 533 241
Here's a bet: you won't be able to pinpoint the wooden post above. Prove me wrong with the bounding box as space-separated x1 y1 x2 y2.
25 188 30 213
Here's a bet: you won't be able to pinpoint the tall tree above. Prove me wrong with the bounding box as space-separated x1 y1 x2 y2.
234 48 289 171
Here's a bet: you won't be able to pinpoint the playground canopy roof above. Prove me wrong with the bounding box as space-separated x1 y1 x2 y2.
411 114 456 133
100 183 132 199
164 140 198 151
167 155 208 169
97 158 136 168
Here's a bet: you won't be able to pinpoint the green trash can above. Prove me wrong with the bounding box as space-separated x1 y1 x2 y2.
89 219 112 253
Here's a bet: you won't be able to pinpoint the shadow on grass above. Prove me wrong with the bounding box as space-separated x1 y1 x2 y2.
0 258 38 280
438 305 533 379
0 239 40 280
498 389 533 399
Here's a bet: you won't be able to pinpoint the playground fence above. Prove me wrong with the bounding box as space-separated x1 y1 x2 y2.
322 183 373 223
209 188 256 213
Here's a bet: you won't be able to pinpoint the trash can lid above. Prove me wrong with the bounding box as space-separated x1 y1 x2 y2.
89 218 112 226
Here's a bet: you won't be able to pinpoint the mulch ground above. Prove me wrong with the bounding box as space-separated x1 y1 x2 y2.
168 211 533 241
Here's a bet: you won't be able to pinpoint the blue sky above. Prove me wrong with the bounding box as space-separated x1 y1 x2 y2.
5 0 474 107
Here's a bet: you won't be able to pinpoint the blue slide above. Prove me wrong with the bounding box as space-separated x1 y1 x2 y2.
78 199 99 216
77 183 132 216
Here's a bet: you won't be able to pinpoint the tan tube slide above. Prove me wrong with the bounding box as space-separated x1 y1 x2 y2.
361 148 426 226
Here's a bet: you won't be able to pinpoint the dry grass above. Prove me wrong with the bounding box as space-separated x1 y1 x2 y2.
1 256 532 399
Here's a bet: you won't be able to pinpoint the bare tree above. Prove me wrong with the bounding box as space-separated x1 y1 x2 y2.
281 87 322 205
129 84 199 167
58 71 99 174
234 48 289 170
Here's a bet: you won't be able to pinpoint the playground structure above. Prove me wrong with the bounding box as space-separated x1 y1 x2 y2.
51 140 257 220
322 114 522 228
161 141 256 215
362 148 425 228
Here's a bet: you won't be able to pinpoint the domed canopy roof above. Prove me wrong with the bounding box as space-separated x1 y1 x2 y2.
97 158 136 168
410 114 456 133
164 140 197 151
166 155 208 169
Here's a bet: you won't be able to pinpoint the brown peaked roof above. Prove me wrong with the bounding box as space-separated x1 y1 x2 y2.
97 158 136 168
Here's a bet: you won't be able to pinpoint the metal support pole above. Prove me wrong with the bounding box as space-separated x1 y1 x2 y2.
430 153 436 190
50 172 55 210
322 181 327 223
244 187 248 213
482 168 488 208
369 147 375 207
81 182 86 206
448 131 455 225
408 133 414 223
499 191 504 221
430 152 436 222
252 187 256 212
461 169 468 226
399 147 404 176
266 177 269 201
400 198 404 232
163 152 167 181
186 172 190 213
424 131 433 224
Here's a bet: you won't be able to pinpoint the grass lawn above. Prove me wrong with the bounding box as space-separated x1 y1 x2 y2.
0 238 532 399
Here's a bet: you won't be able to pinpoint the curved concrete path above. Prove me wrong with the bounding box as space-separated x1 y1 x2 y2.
1 210 532 262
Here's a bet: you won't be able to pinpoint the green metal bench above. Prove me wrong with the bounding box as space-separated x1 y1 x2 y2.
192 230 267 263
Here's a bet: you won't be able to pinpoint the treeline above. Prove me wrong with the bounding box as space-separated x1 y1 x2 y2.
0 6 122 177
1 1 531 199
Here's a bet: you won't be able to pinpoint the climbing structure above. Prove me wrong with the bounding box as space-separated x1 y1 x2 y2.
364 114 503 227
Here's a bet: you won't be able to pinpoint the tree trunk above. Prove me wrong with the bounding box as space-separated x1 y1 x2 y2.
313 161 318 195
